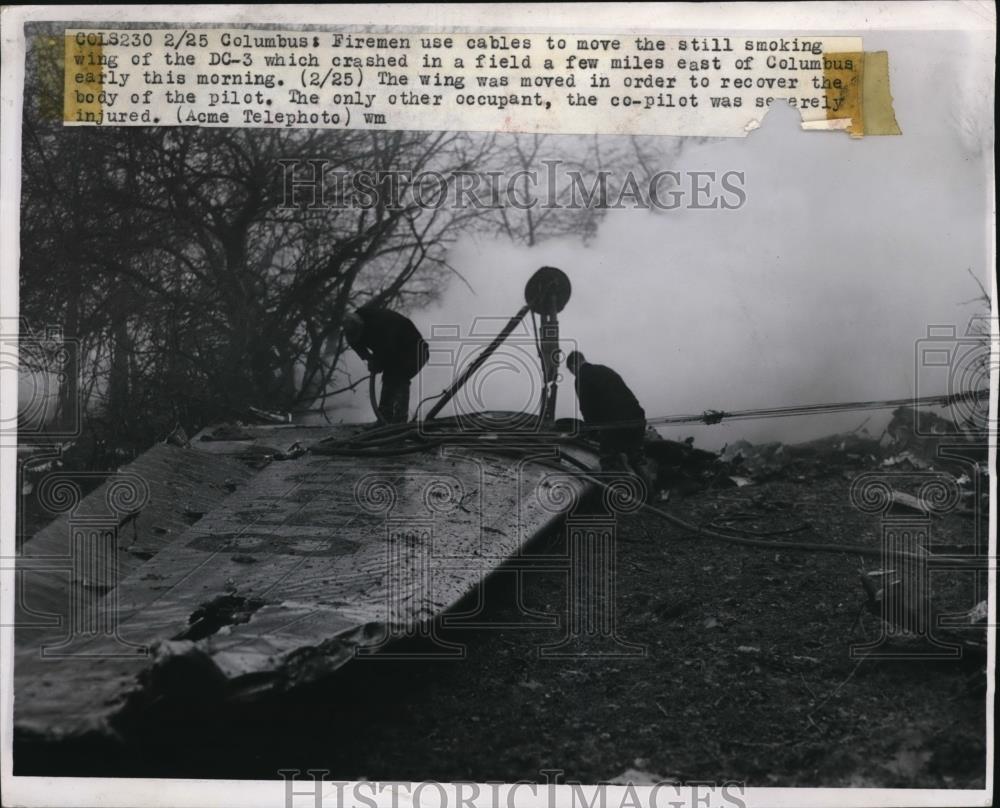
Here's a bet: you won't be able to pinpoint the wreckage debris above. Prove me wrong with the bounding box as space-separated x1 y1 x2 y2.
200 423 258 442
855 571 987 662
889 491 935 516
643 431 739 495
164 424 191 448
720 432 882 482
713 406 989 493
175 594 267 642
881 450 930 471
14 420 601 746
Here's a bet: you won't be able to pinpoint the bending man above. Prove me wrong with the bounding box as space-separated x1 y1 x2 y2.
566 350 649 478
343 305 429 424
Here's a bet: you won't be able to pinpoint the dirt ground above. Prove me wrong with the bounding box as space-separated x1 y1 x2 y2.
54 473 989 788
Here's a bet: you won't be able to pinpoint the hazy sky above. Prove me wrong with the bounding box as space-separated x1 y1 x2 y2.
330 29 994 449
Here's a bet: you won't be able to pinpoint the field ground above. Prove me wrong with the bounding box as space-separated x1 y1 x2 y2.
31 474 987 787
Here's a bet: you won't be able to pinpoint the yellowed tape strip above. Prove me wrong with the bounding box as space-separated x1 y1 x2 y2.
824 50 900 137
63 34 102 123
860 51 902 136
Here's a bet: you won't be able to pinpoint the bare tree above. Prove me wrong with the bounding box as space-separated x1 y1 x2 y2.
19 25 684 459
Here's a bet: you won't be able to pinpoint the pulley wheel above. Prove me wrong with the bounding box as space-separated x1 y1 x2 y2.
524 266 571 314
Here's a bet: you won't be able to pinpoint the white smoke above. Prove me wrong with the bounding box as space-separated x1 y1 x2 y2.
328 31 994 448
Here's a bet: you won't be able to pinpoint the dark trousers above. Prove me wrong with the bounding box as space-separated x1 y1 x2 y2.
378 373 411 424
596 425 647 473
596 425 655 503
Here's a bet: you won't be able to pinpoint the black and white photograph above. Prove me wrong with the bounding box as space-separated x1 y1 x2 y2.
1 4 996 807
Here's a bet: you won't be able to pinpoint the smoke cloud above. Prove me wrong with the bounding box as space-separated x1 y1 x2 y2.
14 34 993 456
328 31 996 449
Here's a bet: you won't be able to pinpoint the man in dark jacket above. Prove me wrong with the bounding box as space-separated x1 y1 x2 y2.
343 305 429 423
566 350 648 475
